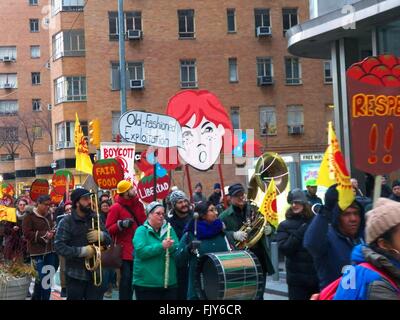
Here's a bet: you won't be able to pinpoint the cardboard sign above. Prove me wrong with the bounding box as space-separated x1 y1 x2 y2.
119 111 182 148
100 143 136 183
1 182 15 197
347 54 400 175
52 170 74 195
30 179 49 202
93 159 124 189
137 174 170 203
50 191 64 204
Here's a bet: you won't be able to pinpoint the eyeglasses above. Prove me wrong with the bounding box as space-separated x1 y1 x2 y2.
151 211 165 216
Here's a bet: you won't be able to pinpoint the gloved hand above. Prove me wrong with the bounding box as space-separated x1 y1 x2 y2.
264 223 273 236
87 229 104 243
80 245 96 258
117 219 134 229
233 231 247 242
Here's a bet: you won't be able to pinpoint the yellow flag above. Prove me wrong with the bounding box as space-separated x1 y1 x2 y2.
259 178 278 229
317 122 355 210
0 205 16 223
74 113 93 175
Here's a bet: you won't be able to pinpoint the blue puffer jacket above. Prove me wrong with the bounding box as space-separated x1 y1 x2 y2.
334 244 400 300
303 202 365 289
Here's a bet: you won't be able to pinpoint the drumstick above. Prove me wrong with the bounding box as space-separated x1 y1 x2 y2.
164 222 171 288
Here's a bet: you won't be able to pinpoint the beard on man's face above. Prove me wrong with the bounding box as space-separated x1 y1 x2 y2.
79 202 92 214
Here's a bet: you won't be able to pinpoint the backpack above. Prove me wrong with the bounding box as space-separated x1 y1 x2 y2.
315 262 399 300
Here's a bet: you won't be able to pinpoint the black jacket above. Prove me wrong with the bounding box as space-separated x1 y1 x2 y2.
276 214 319 287
167 209 193 240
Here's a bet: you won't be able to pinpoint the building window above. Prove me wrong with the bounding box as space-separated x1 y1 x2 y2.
31 72 41 85
0 127 18 142
112 111 121 141
29 0 39 5
0 74 18 89
54 76 86 104
30 46 40 58
110 63 120 90
285 57 302 85
228 58 238 82
52 30 85 60
108 11 142 41
260 106 277 136
230 107 240 130
33 126 42 139
0 46 17 61
52 0 85 15
0 100 18 116
32 99 41 111
178 9 195 39
257 57 273 78
180 60 197 88
30 19 39 32
110 62 144 90
287 105 304 134
227 9 236 33
324 61 333 84
254 8 270 34
0 153 19 161
56 120 87 149
282 8 298 35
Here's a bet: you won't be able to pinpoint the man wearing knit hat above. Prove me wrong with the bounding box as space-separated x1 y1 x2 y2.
208 183 222 207
192 182 206 204
166 189 193 299
106 180 146 300
333 198 400 300
389 180 400 202
304 178 323 206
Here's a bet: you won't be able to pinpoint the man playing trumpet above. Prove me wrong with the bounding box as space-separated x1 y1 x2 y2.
55 189 111 300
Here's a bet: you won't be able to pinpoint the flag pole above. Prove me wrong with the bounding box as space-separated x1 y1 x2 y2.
373 175 382 208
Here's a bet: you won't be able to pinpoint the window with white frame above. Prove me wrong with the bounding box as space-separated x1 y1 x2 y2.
29 0 38 5
0 74 17 89
56 120 87 149
110 63 120 90
110 62 144 90
287 105 304 133
0 101 18 116
31 72 41 85
260 106 277 136
30 46 40 58
178 10 195 38
285 57 302 84
108 11 142 40
30 19 39 32
227 9 236 33
0 47 17 61
52 0 85 15
324 61 333 84
54 76 86 104
180 60 197 88
254 8 270 33
282 8 298 35
229 58 238 82
53 30 85 60
257 57 273 78
230 107 240 130
32 126 42 139
32 99 41 111
128 62 144 81
112 111 121 141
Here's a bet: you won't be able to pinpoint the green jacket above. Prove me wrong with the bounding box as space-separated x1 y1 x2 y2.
176 231 230 300
220 204 275 275
133 220 178 288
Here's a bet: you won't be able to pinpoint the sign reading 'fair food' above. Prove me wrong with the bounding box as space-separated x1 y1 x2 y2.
92 159 124 190
347 54 400 175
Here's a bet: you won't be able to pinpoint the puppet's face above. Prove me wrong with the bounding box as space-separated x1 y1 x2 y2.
178 115 225 171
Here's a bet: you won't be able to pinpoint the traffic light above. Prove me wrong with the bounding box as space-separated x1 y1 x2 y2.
89 119 100 149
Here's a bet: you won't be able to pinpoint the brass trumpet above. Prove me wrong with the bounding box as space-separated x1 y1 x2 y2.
84 192 102 287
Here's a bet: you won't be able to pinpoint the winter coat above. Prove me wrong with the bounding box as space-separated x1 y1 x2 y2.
193 192 206 204
3 210 28 260
304 191 323 206
133 220 178 288
389 193 400 202
167 209 193 240
176 219 230 300
303 202 366 289
106 195 146 261
220 204 275 275
208 192 222 206
22 209 55 256
276 213 319 288
334 244 400 300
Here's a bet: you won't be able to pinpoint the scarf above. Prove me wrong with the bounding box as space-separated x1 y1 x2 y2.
185 219 224 240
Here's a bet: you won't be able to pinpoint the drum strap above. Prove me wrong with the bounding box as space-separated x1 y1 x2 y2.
224 236 233 252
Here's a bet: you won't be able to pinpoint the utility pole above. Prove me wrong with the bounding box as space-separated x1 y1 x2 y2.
118 0 127 114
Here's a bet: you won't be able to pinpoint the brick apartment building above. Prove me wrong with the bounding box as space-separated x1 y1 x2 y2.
1 0 334 197
0 0 52 194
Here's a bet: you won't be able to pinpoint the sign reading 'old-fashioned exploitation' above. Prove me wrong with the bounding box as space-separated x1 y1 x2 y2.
347 54 400 175
137 174 170 203
92 159 124 190
119 111 182 148
30 179 50 202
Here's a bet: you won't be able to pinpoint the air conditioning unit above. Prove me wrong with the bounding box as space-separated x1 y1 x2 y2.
65 141 74 148
288 125 303 135
257 26 272 37
258 76 274 85
48 144 53 152
56 142 65 149
130 79 144 89
2 56 12 62
127 29 142 40
47 104 52 110
3 83 13 89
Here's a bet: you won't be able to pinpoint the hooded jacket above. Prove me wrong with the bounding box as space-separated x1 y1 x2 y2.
303 202 366 289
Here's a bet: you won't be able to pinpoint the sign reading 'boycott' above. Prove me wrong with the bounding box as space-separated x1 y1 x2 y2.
119 111 182 148
101 143 136 183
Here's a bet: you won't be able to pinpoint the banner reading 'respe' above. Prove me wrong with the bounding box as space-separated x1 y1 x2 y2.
100 143 136 183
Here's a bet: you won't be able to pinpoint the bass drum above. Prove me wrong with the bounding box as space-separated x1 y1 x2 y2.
196 250 264 300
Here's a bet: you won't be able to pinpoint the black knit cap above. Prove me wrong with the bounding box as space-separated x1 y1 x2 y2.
71 188 93 205
194 201 211 219
392 180 400 189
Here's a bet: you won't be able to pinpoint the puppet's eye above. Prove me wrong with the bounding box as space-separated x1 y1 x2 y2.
183 131 193 139
203 126 213 134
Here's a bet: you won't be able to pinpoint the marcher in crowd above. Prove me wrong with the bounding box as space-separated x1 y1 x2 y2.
133 202 178 300
276 189 319 300
334 198 400 300
304 178 323 206
55 189 111 300
176 201 231 299
208 183 222 207
106 180 146 300
389 180 400 202
381 175 393 198
351 178 364 197
192 182 206 204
